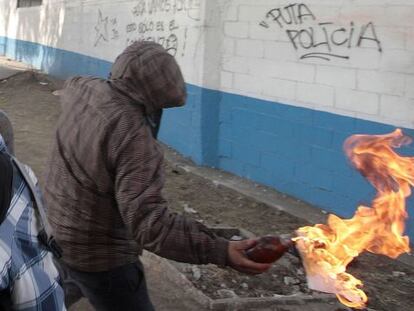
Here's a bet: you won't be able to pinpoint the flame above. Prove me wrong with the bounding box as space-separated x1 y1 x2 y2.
294 129 413 309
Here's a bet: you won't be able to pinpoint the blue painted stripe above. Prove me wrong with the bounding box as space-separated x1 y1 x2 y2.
1 36 413 240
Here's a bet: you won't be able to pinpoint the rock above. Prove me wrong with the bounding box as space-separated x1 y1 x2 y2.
191 266 201 281
321 210 328 214
52 90 62 96
297 269 304 275
220 283 226 288
171 168 182 175
217 289 237 298
230 235 243 241
39 81 48 86
392 271 406 277
183 204 198 214
284 276 301 286
241 283 248 290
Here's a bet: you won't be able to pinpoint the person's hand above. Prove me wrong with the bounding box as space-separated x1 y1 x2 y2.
227 239 272 274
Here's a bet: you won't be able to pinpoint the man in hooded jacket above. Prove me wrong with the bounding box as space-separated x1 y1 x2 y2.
43 42 271 310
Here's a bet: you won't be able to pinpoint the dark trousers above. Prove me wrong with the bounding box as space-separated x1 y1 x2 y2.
56 260 155 311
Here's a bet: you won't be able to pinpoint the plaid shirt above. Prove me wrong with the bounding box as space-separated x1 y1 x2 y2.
0 136 66 310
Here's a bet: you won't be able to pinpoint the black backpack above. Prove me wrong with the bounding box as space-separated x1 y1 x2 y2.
0 151 13 310
0 151 12 225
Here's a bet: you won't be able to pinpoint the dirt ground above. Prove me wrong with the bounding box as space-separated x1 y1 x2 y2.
1 71 414 311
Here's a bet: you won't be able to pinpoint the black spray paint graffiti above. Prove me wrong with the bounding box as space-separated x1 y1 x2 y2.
125 19 181 56
132 0 201 20
93 5 192 57
94 10 108 46
94 10 120 47
259 3 382 61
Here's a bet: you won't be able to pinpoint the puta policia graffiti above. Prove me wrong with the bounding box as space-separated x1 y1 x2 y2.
260 3 382 61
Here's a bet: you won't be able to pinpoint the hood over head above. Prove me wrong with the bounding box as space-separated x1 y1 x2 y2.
109 41 187 115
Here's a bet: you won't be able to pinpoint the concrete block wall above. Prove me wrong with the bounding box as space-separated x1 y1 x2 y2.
0 0 413 239
214 0 414 238
219 0 414 128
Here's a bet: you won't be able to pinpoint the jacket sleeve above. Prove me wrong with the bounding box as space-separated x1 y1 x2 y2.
109 116 229 266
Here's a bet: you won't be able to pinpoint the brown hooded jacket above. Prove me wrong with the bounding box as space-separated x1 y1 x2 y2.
44 42 228 272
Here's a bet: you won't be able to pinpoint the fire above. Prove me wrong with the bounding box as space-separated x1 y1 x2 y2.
294 129 413 309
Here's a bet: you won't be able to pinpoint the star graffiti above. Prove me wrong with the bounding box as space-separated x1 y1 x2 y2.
94 10 109 46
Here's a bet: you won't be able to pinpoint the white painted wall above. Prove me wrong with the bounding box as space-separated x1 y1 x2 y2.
0 0 413 128
219 0 414 128
0 0 208 85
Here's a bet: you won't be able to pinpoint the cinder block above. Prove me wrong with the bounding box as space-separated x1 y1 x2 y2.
281 105 314 124
233 73 262 94
357 70 405 95
339 6 386 26
219 158 245 176
264 41 298 62
219 123 233 140
223 5 238 21
347 49 381 70
353 119 394 135
221 56 249 73
261 152 295 180
249 23 289 41
407 28 414 51
380 49 414 74
332 130 352 151
296 83 334 107
249 58 315 83
386 6 414 27
220 71 233 89
236 39 264 58
254 131 280 154
335 88 379 115
224 22 249 38
295 163 334 191
239 5 269 22
313 111 356 133
293 124 333 149
275 181 313 201
316 66 356 89
261 77 296 100
380 95 414 122
307 188 342 212
333 172 372 199
289 143 313 164
232 108 260 129
406 75 414 99
258 115 294 137
232 142 261 166
375 26 406 50
218 139 232 158
223 38 235 56
231 126 259 147
244 163 276 188
311 146 346 172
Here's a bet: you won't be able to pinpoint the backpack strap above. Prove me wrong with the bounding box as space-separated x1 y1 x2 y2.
11 157 62 258
0 151 13 224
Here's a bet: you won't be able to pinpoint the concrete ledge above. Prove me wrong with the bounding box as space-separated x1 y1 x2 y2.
141 251 350 311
